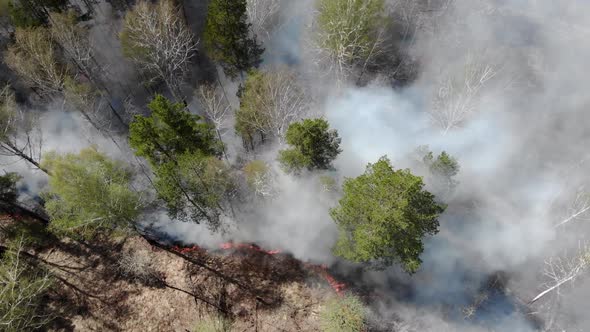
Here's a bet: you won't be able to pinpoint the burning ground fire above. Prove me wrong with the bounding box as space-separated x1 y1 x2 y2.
171 242 346 296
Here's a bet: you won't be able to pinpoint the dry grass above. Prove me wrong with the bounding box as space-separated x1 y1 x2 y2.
36 236 332 331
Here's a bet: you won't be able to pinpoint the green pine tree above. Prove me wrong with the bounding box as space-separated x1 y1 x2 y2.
278 118 342 173
204 0 264 79
330 156 445 273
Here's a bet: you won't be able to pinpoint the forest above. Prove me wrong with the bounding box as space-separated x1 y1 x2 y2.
0 0 588 331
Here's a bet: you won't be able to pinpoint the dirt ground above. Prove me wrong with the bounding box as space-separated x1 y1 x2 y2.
38 236 336 331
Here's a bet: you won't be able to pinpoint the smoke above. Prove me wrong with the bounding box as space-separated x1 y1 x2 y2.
2 0 590 330
310 0 590 330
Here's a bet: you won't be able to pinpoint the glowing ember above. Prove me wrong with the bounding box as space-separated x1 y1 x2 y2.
305 263 347 296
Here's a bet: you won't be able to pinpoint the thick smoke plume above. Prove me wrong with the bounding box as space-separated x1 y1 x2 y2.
2 0 590 330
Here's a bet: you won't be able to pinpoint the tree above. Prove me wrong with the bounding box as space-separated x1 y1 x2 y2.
204 0 264 79
418 147 460 195
63 77 110 132
0 240 53 332
41 147 143 239
49 10 93 76
196 83 231 159
314 0 387 82
243 160 274 197
278 118 341 173
330 156 445 273
319 295 366 332
0 85 46 173
155 152 235 230
120 0 198 99
6 0 67 27
430 52 497 134
235 68 308 148
129 95 230 229
129 94 221 167
0 172 19 205
5 26 67 97
531 245 590 304
246 0 281 42
0 172 50 226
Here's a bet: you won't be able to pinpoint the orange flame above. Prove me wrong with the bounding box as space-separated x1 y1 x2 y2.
220 242 281 255
170 242 346 295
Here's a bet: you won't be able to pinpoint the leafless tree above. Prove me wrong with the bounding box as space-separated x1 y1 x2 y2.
197 84 230 139
311 0 387 83
63 79 109 130
554 187 590 228
49 11 94 76
0 239 54 331
430 52 498 134
530 244 590 304
196 83 231 159
5 27 68 97
120 0 198 100
236 68 309 144
246 0 282 41
0 85 46 174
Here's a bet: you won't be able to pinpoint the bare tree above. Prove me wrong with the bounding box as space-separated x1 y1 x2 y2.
246 0 282 41
243 160 276 198
554 187 590 228
196 83 231 160
312 0 387 83
530 245 590 304
5 27 68 97
49 11 93 76
0 85 46 174
0 239 54 331
120 0 198 100
430 52 497 134
63 79 109 130
236 68 309 146
197 84 231 141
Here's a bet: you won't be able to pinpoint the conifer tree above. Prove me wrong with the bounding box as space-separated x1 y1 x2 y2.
204 0 264 79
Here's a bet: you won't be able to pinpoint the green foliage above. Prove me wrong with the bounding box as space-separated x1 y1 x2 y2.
6 0 67 27
0 172 20 204
235 70 271 147
5 27 68 96
0 172 54 247
417 146 460 195
0 241 53 332
319 175 337 192
424 151 459 182
193 313 232 332
203 0 263 78
277 149 309 174
1 221 54 248
129 94 221 167
278 118 341 173
155 152 235 230
330 156 445 273
320 295 366 332
41 147 142 239
0 85 17 142
235 68 307 148
243 160 268 187
129 95 231 229
316 0 385 64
